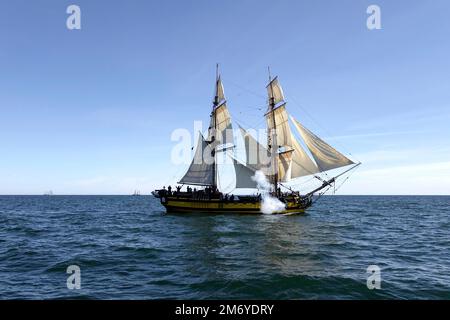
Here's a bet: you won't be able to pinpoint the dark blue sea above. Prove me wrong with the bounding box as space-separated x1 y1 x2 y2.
0 195 449 299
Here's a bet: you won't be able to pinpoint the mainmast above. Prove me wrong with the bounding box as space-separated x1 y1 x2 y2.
267 67 279 194
210 64 220 188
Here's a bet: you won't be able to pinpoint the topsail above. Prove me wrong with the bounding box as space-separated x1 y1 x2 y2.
209 76 233 145
266 77 285 106
266 104 292 150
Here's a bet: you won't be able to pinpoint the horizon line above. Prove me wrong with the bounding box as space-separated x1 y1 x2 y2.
1 194 449 197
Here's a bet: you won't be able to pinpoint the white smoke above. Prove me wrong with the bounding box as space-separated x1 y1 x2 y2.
251 170 286 214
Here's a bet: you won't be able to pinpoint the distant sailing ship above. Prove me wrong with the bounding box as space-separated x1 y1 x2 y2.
132 190 141 196
43 190 54 196
153 67 360 214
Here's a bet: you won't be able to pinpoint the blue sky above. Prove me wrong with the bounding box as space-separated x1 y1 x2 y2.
1 0 450 195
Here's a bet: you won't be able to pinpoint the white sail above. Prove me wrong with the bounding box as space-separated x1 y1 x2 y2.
232 158 258 189
289 131 320 178
208 77 233 145
216 150 236 193
278 151 293 182
238 126 271 172
291 116 354 172
214 102 233 144
179 134 215 185
266 104 292 149
267 77 285 106
265 76 318 181
230 152 293 187
239 126 295 182
216 76 226 104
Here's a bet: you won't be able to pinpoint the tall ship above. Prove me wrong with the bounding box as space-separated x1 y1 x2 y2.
153 67 360 214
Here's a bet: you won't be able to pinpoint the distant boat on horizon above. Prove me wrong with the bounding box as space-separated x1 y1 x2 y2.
43 190 54 196
132 190 141 196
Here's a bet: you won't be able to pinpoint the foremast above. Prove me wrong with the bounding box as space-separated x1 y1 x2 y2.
178 65 232 189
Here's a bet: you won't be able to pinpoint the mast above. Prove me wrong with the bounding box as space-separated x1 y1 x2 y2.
211 64 220 188
267 67 279 194
180 65 231 188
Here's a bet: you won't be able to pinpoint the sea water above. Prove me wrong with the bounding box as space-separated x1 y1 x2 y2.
0 195 449 299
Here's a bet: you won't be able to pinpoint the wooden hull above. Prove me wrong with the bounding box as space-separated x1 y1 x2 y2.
159 196 310 214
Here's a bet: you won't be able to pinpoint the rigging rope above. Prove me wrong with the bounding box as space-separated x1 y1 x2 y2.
311 163 361 204
287 94 361 164
227 80 267 101
334 164 360 192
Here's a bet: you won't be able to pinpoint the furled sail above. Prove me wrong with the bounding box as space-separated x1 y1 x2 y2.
291 116 354 171
179 133 215 185
267 77 285 106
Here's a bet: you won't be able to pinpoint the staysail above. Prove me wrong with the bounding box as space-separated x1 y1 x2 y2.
232 157 258 189
238 126 271 171
289 131 320 178
291 116 354 171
